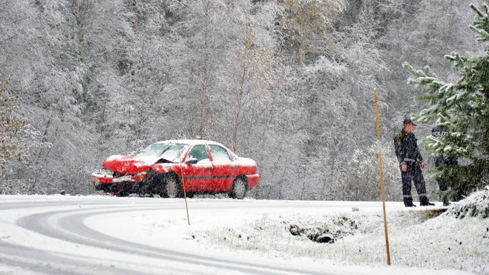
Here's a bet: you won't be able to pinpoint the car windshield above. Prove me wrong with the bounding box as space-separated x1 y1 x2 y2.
136 143 170 157
160 143 189 162
136 142 189 162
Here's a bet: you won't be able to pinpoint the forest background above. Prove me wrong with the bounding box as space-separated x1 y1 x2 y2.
0 0 485 200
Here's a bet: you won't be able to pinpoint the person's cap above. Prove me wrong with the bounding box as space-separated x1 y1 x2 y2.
403 119 417 126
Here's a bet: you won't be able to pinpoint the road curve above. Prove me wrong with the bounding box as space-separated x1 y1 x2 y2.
0 196 400 274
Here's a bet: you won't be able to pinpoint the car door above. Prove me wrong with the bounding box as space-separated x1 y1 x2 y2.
208 144 236 192
181 144 213 192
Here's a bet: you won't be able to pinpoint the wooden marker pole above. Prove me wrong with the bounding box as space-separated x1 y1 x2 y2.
176 141 191 225
374 88 391 265
180 165 190 226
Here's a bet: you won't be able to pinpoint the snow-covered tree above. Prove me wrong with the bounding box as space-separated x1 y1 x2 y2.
337 141 400 201
113 0 175 146
276 0 345 64
1 0 485 199
220 1 279 153
170 0 232 140
0 77 27 177
403 4 489 201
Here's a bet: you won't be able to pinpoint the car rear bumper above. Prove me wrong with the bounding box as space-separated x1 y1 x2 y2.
246 174 259 189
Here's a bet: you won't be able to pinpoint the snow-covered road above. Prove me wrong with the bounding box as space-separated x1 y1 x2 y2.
0 195 479 274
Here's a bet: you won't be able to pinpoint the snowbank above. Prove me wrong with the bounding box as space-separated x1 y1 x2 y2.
445 186 489 218
197 203 489 274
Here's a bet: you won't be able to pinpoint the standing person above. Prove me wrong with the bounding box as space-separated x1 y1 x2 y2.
432 125 457 206
394 119 434 207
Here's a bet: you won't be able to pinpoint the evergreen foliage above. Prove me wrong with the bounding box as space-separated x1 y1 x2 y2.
446 186 489 218
403 4 489 201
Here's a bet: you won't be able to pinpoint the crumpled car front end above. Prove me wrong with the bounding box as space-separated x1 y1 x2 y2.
91 167 114 192
91 141 189 196
92 168 151 196
91 155 158 195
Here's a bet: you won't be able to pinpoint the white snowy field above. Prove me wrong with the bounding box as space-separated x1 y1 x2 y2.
0 193 487 275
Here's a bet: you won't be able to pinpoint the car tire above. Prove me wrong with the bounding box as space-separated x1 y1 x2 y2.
229 177 247 200
115 191 127 197
161 174 181 198
114 183 129 197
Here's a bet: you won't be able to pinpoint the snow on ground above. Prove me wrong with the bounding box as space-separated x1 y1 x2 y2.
84 193 489 274
200 208 489 273
0 190 488 274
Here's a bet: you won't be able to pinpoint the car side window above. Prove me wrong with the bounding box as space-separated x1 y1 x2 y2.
209 145 233 162
188 145 210 163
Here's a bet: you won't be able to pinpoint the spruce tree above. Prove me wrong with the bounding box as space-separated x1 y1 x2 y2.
403 4 489 201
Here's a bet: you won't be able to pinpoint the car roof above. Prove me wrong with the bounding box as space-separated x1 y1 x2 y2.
152 139 237 156
153 139 224 146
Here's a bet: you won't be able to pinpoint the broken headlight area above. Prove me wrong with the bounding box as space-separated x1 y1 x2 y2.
133 171 147 182
92 167 115 186
112 171 147 183
98 167 113 176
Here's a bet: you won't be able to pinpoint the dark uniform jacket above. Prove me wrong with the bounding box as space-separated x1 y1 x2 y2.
434 156 458 167
432 125 449 138
394 130 423 165
431 125 458 167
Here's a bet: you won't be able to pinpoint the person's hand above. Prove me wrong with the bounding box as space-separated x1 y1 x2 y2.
420 162 425 169
401 164 407 172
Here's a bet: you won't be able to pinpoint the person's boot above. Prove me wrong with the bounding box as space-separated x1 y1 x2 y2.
420 196 435 206
404 197 416 207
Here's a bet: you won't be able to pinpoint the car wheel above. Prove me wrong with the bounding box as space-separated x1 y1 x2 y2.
162 174 181 198
115 188 128 197
229 177 247 199
113 183 128 197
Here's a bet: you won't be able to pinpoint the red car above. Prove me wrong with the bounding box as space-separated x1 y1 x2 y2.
91 140 259 199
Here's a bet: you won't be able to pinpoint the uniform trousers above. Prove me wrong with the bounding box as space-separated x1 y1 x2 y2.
401 162 429 206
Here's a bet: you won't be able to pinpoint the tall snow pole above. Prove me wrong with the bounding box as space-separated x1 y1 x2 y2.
176 140 191 225
374 88 391 265
180 163 191 226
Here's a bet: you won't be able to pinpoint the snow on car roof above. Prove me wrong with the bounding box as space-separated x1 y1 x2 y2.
153 139 225 146
151 139 238 157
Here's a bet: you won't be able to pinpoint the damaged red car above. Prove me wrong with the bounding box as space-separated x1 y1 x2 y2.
91 140 259 199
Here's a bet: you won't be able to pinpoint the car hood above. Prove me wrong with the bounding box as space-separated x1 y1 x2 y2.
102 155 161 175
